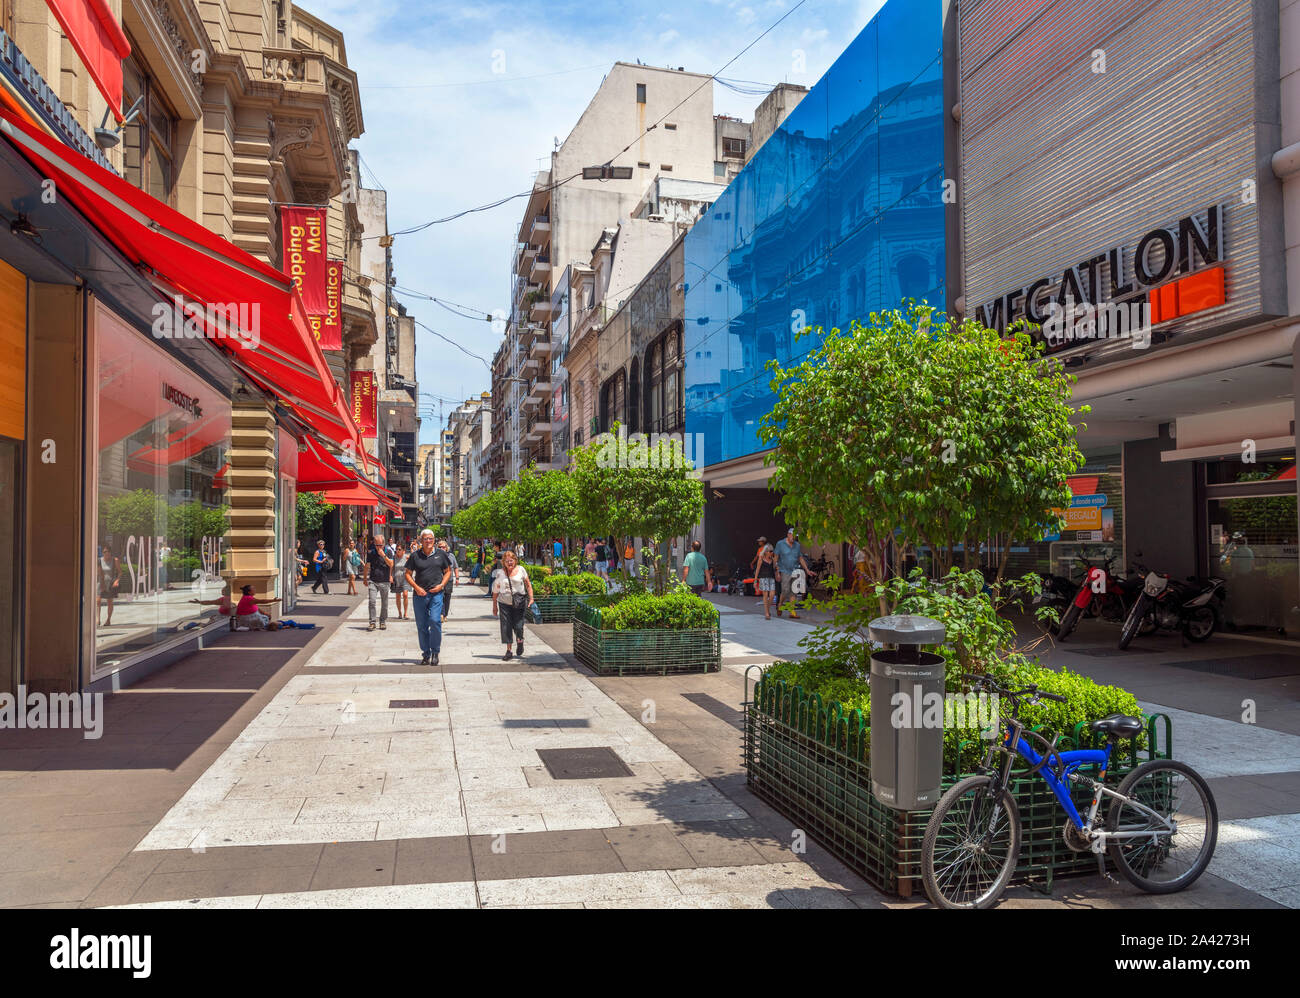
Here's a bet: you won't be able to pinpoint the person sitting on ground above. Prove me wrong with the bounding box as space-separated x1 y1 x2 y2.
234 584 282 630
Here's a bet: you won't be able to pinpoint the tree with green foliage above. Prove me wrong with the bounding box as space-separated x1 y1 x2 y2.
507 465 578 549
296 491 334 536
569 424 705 593
758 303 1085 607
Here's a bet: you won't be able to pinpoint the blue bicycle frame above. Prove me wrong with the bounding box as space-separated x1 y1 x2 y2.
1001 723 1112 830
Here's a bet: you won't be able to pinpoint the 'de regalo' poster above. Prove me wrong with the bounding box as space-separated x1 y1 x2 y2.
280 206 328 314
350 370 377 438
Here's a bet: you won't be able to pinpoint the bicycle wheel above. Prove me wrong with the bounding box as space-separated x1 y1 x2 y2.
1106 760 1218 893
922 775 1021 909
1056 603 1083 641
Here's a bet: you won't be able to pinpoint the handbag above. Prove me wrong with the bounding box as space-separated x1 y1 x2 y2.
507 573 527 611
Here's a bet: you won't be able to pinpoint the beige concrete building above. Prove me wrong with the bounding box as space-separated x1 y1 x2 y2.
0 1 385 694
500 63 734 479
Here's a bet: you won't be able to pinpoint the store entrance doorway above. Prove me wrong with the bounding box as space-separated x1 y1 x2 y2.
1204 455 1299 639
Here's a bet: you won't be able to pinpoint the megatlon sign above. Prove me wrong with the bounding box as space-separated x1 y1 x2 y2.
976 204 1228 350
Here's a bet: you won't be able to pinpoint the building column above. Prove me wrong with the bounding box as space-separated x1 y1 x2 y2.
24 283 82 694
225 392 279 615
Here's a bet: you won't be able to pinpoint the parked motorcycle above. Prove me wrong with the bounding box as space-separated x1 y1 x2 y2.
1055 554 1145 641
1117 567 1226 649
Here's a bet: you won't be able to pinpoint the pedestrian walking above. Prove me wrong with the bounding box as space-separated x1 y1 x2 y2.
774 528 810 618
437 538 458 622
344 541 361 595
364 533 393 631
623 537 636 577
294 540 308 587
310 539 330 593
583 536 596 571
681 539 713 595
406 528 451 666
492 549 535 661
757 544 777 619
392 540 413 619
594 537 609 581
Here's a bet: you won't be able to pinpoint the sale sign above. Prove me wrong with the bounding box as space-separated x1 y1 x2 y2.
350 370 377 439
320 260 343 350
280 206 327 314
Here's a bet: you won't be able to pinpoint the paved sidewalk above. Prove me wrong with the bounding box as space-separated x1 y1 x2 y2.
1 579 1291 908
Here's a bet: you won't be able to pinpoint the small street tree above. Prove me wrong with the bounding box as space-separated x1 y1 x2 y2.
570 424 705 592
758 303 1085 610
508 465 578 564
295 491 334 538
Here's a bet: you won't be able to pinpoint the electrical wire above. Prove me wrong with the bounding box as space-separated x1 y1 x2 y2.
361 62 608 90
365 0 810 239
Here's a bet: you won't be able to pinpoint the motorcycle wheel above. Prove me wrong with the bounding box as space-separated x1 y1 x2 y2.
1183 606 1216 643
1057 603 1083 641
1119 595 1149 650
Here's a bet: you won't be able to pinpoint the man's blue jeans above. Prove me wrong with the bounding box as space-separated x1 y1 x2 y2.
412 592 444 657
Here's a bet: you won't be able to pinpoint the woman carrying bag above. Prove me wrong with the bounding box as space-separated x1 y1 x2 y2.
491 550 535 661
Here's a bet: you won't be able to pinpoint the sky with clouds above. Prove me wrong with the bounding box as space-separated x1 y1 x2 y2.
299 0 888 442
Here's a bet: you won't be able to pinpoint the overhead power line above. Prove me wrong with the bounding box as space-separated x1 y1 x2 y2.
367 0 811 239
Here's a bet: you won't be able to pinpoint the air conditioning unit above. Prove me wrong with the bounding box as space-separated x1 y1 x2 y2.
648 213 665 222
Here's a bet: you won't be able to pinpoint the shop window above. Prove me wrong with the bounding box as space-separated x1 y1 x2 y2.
92 311 230 677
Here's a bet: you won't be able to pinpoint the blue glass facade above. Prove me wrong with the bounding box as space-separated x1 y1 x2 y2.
683 0 945 467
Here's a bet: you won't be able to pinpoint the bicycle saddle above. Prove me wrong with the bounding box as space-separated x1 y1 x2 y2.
1089 714 1144 738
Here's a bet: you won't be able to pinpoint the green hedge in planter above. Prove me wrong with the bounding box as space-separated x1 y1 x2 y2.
572 593 720 675
532 572 607 623
744 674 1171 897
537 572 606 596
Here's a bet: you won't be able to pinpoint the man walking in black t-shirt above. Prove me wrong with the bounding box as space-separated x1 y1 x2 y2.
364 532 393 631
405 528 451 666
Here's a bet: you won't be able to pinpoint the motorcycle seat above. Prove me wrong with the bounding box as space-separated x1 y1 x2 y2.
1089 714 1144 739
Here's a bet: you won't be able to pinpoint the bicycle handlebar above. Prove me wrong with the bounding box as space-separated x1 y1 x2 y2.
959 673 1068 704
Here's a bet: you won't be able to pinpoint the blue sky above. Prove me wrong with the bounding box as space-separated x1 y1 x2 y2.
299 0 888 443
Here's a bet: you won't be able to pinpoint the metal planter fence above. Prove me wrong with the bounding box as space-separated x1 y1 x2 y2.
572 599 721 676
743 676 1172 897
532 593 591 623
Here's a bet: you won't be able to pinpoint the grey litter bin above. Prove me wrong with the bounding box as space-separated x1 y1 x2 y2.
869 614 946 810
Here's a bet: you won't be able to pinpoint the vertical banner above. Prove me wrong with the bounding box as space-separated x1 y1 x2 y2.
350 370 377 439
320 260 343 350
280 207 327 314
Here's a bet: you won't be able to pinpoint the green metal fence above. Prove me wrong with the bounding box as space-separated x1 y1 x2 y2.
532 593 588 623
743 676 1171 897
572 600 721 676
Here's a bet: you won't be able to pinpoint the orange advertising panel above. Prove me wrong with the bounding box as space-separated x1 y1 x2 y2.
350 370 377 439
0 259 24 441
280 207 327 313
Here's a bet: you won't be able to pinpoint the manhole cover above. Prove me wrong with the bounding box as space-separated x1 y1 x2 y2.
536 747 634 779
389 699 439 708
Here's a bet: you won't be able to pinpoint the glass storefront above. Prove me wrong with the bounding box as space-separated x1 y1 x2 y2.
1205 455 1299 638
90 308 231 678
0 437 19 696
683 0 944 467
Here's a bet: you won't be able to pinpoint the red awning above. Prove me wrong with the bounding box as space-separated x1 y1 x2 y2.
0 105 367 468
297 436 399 513
47 0 131 119
321 485 399 515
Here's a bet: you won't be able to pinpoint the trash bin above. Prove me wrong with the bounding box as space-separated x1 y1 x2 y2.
869 614 946 810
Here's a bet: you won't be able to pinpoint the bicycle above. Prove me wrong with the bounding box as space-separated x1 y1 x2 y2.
920 673 1218 909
